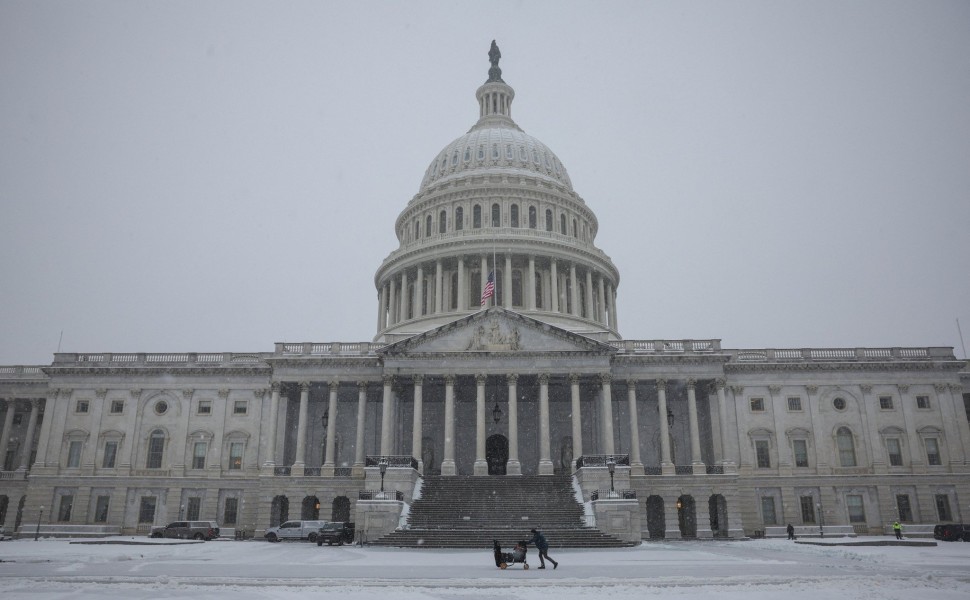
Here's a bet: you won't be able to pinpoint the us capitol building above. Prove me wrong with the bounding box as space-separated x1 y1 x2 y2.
2 43 968 543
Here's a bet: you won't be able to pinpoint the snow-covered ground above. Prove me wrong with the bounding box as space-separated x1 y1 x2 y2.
1 536 968 599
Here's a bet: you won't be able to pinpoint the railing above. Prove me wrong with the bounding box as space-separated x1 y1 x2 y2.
277 342 386 357
0 365 45 378
334 467 353 477
575 454 630 468
674 465 694 475
642 466 662 475
359 490 404 501
50 352 273 367
0 470 28 480
609 340 722 354
366 455 419 470
730 347 952 363
130 469 170 477
273 467 291 476
303 467 322 477
590 489 636 501
706 465 725 475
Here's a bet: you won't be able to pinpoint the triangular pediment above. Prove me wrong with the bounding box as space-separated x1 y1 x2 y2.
379 308 616 356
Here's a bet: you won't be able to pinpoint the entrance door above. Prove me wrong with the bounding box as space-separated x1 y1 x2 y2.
486 434 508 475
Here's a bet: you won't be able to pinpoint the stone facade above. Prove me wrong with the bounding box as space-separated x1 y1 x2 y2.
1 45 968 541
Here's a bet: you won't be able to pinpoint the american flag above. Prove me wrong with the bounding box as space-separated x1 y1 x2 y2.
480 271 495 306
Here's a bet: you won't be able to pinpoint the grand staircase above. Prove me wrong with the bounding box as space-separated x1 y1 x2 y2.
370 475 636 548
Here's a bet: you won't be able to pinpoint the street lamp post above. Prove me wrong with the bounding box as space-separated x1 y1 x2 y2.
34 506 44 541
606 456 616 497
378 457 388 498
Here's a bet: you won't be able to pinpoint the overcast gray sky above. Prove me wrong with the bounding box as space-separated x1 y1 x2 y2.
1 1 968 365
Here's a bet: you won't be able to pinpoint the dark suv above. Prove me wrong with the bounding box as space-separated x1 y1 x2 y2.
150 521 220 541
315 521 355 546
933 524 970 542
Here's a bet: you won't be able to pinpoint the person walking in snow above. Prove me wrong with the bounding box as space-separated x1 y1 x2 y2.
526 528 558 569
893 521 902 540
786 523 795 540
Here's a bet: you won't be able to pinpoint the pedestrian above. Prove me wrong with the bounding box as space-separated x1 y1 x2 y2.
786 523 795 540
893 521 902 540
526 528 558 569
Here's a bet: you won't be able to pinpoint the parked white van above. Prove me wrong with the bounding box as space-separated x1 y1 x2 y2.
264 520 329 542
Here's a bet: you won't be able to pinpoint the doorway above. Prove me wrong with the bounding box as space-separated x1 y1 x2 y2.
486 434 508 475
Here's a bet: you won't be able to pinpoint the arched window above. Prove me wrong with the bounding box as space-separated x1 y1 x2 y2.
511 270 522 307
491 203 501 227
451 150 458 166
492 144 499 159
146 429 165 469
506 144 513 159
528 206 537 229
439 210 447 233
545 209 553 232
510 204 519 228
450 272 458 310
463 147 470 162
837 427 857 467
455 207 463 230
477 145 484 160
573 219 578 237
426 215 432 237
560 214 567 235
473 205 482 228
534 272 543 309
414 219 420 240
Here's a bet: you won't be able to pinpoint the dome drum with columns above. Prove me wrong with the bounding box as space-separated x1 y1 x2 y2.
375 48 620 342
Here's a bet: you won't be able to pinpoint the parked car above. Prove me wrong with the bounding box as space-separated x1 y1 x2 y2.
264 520 329 542
149 521 220 541
933 524 970 542
315 521 355 546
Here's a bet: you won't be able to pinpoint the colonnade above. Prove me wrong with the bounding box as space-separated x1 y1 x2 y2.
262 375 732 477
0 398 40 472
377 253 618 333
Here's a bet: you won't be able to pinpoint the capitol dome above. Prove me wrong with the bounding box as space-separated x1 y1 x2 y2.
374 42 620 342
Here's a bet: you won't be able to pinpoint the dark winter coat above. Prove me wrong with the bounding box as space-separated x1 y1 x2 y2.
527 531 549 551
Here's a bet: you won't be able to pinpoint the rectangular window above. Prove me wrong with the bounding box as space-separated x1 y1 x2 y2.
94 495 110 523
755 440 771 468
67 441 83 468
916 395 930 409
935 494 952 521
750 397 765 412
224 497 239 525
793 440 809 468
800 496 816 524
186 497 201 521
787 397 802 411
12 412 23 425
896 494 913 523
138 496 157 524
233 401 248 415
760 496 777 525
879 396 893 410
847 495 866 523
102 441 118 469
3 449 14 471
228 442 244 470
75 400 89 413
197 400 212 415
192 442 207 469
146 436 165 469
925 438 942 466
57 495 74 522
110 400 124 414
886 438 903 466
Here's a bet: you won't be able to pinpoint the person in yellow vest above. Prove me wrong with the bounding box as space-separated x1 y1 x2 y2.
893 521 902 540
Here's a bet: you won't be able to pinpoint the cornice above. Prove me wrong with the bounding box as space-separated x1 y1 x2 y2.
41 365 271 377
724 360 966 373
613 354 732 367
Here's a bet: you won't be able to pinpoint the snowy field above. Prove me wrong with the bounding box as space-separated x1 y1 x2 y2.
1 536 968 599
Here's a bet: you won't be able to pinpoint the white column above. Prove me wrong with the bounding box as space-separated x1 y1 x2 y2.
415 265 424 318
474 374 488 475
380 376 394 456
18 400 39 471
435 260 443 314
538 374 553 474
585 269 594 320
657 378 674 474
323 380 338 472
627 380 643 474
600 374 615 455
457 257 466 311
292 382 310 472
412 376 424 475
354 381 368 468
569 263 579 316
550 260 559 313
611 285 619 331
597 275 607 325
378 284 388 331
263 383 280 468
506 374 521 475
715 380 735 468
0 399 15 470
687 378 704 471
399 272 408 321
504 254 512 309
32 394 56 469
527 256 536 310
442 375 456 475
570 374 582 471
